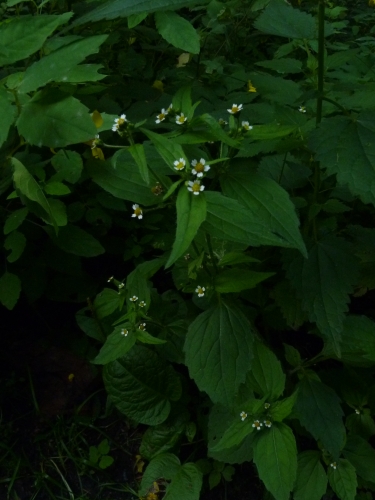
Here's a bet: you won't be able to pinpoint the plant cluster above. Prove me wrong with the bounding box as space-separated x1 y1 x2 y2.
2 0 375 499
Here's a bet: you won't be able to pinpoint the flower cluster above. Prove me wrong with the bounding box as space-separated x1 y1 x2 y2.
112 114 127 132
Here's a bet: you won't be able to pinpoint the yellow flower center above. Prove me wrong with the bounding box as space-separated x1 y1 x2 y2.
157 113 165 121
195 162 204 172
192 183 201 192
118 118 126 126
177 116 185 123
134 207 142 216
175 162 184 170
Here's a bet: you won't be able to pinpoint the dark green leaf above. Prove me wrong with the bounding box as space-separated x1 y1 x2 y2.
47 224 104 257
215 268 274 293
136 329 166 345
270 392 297 422
140 414 188 460
255 58 303 74
51 150 83 184
0 88 17 147
294 451 328 500
94 288 121 320
343 435 375 483
99 455 114 469
328 459 357 500
93 327 136 364
128 143 149 184
3 208 28 235
155 11 200 54
4 231 26 262
141 128 188 171
164 463 203 500
0 272 21 310
44 181 71 196
283 343 301 368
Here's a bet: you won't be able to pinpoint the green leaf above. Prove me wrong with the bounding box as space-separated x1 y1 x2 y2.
93 327 136 364
218 252 260 267
76 307 105 342
209 416 255 452
184 114 240 147
126 257 166 309
184 302 255 407
272 280 307 330
285 236 359 355
51 150 83 184
166 188 206 268
172 86 192 116
155 11 200 54
293 451 328 500
128 143 149 184
0 272 21 310
18 35 108 93
87 155 160 206
141 128 188 171
128 12 148 28
136 329 166 345
283 343 301 368
269 392 297 422
4 231 26 263
4 208 28 235
44 181 71 196
245 340 286 400
94 288 121 320
98 439 110 455
222 167 307 256
12 158 58 229
164 463 203 500
295 375 345 458
139 453 181 496
322 315 375 367
0 88 17 147
46 199 67 227
46 224 104 257
209 470 221 490
248 124 297 140
309 113 375 206
215 268 274 293
252 422 297 500
346 413 375 441
17 90 97 148
0 13 72 66
255 58 303 74
103 345 182 425
140 414 188 460
253 0 317 39
99 455 114 469
249 73 302 105
69 0 206 29
343 435 375 483
328 459 357 500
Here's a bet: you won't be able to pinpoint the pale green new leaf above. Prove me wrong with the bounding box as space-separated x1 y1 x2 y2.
343 435 375 483
328 459 357 500
164 463 203 500
270 392 297 422
295 376 345 458
215 268 274 293
285 236 359 355
166 188 206 268
0 272 21 310
309 113 375 206
293 451 328 500
103 345 182 425
4 231 26 263
245 340 286 400
184 302 255 407
0 13 72 66
0 88 17 147
18 35 108 93
222 167 307 256
139 453 180 496
93 327 136 365
155 11 200 54
253 422 297 500
4 208 28 235
209 417 255 452
16 90 97 148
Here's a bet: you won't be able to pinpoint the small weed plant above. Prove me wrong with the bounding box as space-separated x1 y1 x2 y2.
2 0 375 499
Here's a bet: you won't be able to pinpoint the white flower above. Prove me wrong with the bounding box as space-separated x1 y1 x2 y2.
299 106 306 113
330 462 337 470
240 411 248 421
167 103 173 113
264 403 270 409
195 286 205 297
218 118 228 125
264 420 272 428
242 121 253 131
173 158 186 171
107 276 114 282
155 109 167 124
187 180 205 195
176 113 187 125
139 301 146 308
139 323 146 331
118 283 125 289
227 104 243 114
112 114 127 131
121 328 128 336
132 204 143 219
191 158 210 178
129 296 138 302
252 420 263 431
355 409 360 415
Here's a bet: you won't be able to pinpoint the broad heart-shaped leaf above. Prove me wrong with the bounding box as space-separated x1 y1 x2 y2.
254 0 317 39
140 413 189 460
46 224 104 257
295 375 345 458
103 345 182 425
4 231 26 263
155 11 200 54
18 35 108 93
184 302 254 407
252 422 297 500
221 166 307 257
203 191 301 249
12 158 58 229
0 13 72 66
16 90 97 148
322 315 375 367
68 0 207 29
293 451 328 500
343 435 375 483
164 463 203 500
328 459 357 500
0 272 21 310
51 150 83 184
93 326 136 365
166 188 206 268
86 155 161 207
215 268 274 293
245 340 286 400
0 88 17 147
284 235 359 355
139 453 181 496
309 113 375 206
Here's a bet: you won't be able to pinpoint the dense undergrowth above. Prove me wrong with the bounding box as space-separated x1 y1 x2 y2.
2 0 375 499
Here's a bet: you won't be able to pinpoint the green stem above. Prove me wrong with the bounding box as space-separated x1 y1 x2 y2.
206 233 217 274
101 143 127 149
278 152 288 184
316 0 325 126
321 96 350 116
